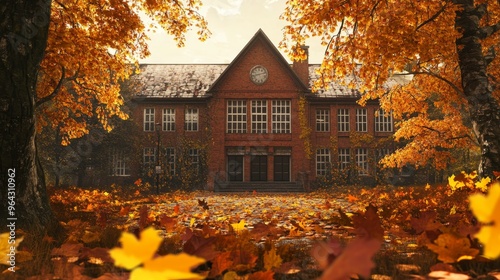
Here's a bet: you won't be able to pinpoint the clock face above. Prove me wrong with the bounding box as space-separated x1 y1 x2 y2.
250 65 268 85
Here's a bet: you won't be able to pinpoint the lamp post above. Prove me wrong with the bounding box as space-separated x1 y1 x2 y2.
155 122 161 195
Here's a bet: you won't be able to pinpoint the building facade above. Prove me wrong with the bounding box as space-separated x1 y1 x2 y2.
116 29 395 191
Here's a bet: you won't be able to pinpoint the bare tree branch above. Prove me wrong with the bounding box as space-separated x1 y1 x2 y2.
36 66 65 107
393 69 463 96
416 3 448 31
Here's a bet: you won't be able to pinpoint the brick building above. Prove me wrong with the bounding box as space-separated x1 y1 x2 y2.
116 29 395 191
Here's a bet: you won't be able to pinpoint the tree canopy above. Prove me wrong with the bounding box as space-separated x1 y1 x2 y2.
36 0 210 144
280 0 500 176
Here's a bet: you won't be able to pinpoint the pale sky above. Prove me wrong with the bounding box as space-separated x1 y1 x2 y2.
139 0 325 64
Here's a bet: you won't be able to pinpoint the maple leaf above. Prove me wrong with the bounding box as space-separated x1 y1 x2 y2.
131 253 205 280
264 247 283 271
469 182 500 259
183 234 219 261
337 207 353 227
352 204 384 241
109 227 162 270
159 214 177 233
411 210 442 234
425 233 479 263
229 250 258 271
319 237 382 280
311 239 344 269
230 220 246 232
119 205 132 216
474 177 491 192
208 251 233 278
347 194 358 203
198 198 209 210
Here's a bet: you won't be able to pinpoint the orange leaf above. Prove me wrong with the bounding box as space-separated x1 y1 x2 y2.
319 237 381 280
347 194 358 203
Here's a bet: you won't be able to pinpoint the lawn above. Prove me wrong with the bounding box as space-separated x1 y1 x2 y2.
4 174 500 279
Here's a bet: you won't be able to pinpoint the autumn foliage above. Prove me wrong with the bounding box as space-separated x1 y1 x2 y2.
280 0 500 175
36 0 209 144
1 171 499 279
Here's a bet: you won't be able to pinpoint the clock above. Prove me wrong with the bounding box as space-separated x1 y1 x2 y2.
250 65 268 85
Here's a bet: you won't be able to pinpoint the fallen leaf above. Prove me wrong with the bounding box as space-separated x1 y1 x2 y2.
319 237 381 280
109 227 162 270
469 182 500 259
131 253 205 280
263 247 283 271
426 233 479 263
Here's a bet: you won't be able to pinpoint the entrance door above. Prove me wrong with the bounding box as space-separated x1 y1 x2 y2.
274 155 290 181
227 155 243 181
251 155 267 181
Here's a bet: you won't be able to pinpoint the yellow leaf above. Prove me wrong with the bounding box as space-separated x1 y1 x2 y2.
109 227 162 270
130 253 205 280
469 183 500 259
475 177 491 192
231 220 246 232
264 247 283 271
0 233 23 266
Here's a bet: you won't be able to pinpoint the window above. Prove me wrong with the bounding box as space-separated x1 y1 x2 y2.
227 155 244 181
185 108 198 131
375 109 393 132
165 147 176 175
162 109 175 131
144 108 155 131
189 148 199 173
110 149 129 176
375 148 391 170
356 108 367 132
227 100 247 133
356 148 369 175
316 148 331 176
338 148 350 170
338 109 350 132
272 100 291 133
251 100 267 133
316 109 330 132
143 147 156 167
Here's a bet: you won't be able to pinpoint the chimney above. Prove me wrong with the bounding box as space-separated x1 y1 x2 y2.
292 45 309 87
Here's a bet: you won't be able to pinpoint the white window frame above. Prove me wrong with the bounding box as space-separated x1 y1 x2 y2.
227 100 247 133
143 147 156 166
251 100 267 133
356 148 369 175
189 148 200 174
165 147 176 175
338 108 350 132
144 108 155 132
185 108 199 131
316 148 331 176
162 108 175 131
272 100 291 133
338 148 350 170
110 149 129 176
375 109 393 132
356 108 367 132
316 109 330 132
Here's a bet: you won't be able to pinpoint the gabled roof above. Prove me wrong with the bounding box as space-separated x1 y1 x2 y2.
207 29 309 92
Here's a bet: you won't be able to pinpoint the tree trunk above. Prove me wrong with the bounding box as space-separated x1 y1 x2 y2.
455 0 500 178
0 0 58 235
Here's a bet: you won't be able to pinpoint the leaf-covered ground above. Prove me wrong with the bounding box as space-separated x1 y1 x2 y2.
4 176 500 279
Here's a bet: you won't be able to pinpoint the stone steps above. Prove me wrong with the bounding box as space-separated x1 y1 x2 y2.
215 182 305 193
